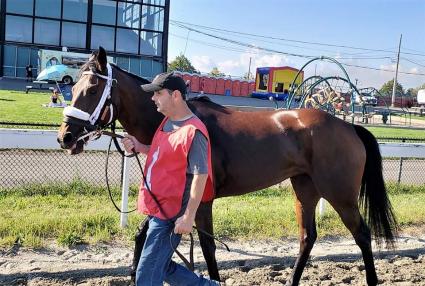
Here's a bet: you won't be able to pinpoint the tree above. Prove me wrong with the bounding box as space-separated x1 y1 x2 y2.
407 83 425 97
379 79 404 96
167 54 198 73
405 88 415 97
209 67 225 77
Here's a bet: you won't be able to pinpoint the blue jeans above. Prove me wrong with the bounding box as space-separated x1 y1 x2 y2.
136 216 220 286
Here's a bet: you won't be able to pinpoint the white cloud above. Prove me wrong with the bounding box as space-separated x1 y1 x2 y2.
408 67 418 74
191 55 215 73
217 60 240 73
190 51 424 88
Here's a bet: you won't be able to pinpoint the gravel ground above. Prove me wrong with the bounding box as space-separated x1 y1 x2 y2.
1 230 425 286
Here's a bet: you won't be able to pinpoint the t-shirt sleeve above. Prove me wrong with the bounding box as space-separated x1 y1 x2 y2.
187 130 208 174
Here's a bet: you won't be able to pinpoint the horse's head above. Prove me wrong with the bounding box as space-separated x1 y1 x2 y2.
57 47 118 154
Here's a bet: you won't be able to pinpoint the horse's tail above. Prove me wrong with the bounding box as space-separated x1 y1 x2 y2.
353 125 398 248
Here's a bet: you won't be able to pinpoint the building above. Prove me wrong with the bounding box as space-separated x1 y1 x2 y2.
0 0 169 80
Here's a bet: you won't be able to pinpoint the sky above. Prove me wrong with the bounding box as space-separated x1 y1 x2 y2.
168 0 425 90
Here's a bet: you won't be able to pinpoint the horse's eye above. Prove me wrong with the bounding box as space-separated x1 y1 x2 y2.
88 89 97 95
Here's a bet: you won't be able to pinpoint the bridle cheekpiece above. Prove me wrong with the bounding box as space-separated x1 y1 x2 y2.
62 63 117 142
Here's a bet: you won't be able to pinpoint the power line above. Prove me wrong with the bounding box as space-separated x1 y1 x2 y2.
173 21 385 57
340 62 425 76
172 32 392 61
172 22 316 59
171 20 425 57
401 57 425 68
171 23 425 77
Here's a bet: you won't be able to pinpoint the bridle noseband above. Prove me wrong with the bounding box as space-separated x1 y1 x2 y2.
62 63 117 142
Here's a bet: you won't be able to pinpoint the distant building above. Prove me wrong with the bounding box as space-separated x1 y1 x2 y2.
0 0 169 80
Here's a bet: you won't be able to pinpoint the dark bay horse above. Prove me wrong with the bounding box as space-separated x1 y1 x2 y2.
57 47 397 286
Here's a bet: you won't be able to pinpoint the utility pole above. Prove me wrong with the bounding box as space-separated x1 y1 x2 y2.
391 34 402 107
247 57 252 80
183 30 191 56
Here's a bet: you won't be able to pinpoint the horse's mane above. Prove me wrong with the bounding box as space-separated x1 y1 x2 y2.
111 63 151 84
187 96 229 113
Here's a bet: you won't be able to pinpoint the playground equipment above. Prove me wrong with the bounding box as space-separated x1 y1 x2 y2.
251 66 304 100
285 56 368 123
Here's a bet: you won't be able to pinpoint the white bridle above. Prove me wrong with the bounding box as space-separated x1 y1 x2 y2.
62 63 116 142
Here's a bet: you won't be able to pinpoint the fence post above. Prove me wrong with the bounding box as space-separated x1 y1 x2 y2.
120 153 131 228
397 157 404 184
397 139 406 184
318 198 326 218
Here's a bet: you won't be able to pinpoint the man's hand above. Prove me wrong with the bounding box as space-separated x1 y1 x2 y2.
121 134 150 154
174 214 194 234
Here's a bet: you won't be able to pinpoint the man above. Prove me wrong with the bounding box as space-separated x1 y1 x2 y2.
122 72 219 286
25 64 33 82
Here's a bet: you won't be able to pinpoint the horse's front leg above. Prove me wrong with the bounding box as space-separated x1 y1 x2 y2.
130 217 149 284
195 201 220 281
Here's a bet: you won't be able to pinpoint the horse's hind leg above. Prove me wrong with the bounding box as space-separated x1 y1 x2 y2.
332 203 377 285
195 201 220 281
287 174 320 286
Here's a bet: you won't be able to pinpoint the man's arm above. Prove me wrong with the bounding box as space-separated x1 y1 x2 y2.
174 173 208 234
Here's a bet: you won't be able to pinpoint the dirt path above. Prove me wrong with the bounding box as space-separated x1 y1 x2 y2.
1 232 425 286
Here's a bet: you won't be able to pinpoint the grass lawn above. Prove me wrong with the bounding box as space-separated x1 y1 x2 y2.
365 126 425 139
1 182 424 248
0 90 65 124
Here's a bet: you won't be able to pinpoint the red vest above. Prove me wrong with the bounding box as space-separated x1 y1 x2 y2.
138 116 214 219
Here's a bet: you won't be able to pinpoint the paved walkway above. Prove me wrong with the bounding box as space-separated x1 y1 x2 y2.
0 77 57 93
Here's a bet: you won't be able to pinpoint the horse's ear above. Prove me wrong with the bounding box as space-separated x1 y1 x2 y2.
97 46 107 71
89 50 97 62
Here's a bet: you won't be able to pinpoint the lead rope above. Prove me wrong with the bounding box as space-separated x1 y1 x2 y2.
102 129 230 271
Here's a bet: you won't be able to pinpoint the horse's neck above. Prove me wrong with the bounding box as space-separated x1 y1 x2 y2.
115 72 163 145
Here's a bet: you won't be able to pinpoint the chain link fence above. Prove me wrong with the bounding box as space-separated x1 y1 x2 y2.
0 149 145 188
1 144 425 189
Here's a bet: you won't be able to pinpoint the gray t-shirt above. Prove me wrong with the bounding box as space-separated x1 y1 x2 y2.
162 114 208 219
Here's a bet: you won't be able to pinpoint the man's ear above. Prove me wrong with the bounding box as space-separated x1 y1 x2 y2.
96 46 107 72
171 90 179 101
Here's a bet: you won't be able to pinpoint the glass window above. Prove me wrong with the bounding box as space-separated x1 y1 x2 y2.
140 31 162 56
35 0 61 18
141 5 164 31
34 19 60 45
17 47 30 67
63 0 88 22
91 25 115 51
116 57 129 71
3 67 16 77
130 57 141 75
6 0 33 15
3 45 17 67
5 16 33 43
17 67 27 78
92 0 116 25
62 22 86 48
140 58 152 78
117 2 140 29
30 49 39 76
144 0 165 6
116 28 139 54
152 60 163 75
